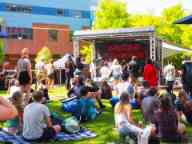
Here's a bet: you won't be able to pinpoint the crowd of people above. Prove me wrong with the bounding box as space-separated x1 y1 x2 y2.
1 47 192 143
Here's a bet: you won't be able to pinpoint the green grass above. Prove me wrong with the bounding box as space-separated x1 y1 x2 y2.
1 87 192 144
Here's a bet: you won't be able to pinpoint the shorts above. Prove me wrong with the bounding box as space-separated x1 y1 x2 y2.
48 73 55 79
18 71 30 85
23 127 56 142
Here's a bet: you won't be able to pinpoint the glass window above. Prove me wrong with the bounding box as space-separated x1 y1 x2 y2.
48 30 58 41
57 9 64 16
70 10 82 18
6 27 33 39
6 3 32 13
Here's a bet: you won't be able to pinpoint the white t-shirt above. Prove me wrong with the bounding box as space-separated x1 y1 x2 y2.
23 102 50 140
115 81 130 97
163 64 175 81
100 66 111 80
111 64 122 77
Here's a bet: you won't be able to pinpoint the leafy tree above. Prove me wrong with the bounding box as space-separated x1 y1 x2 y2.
35 46 52 63
157 4 185 45
130 14 160 28
93 0 130 29
180 26 192 48
0 39 4 64
164 51 192 69
80 44 92 64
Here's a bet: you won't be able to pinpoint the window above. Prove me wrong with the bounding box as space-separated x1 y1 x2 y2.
6 3 32 13
57 9 64 16
48 30 58 41
6 27 33 39
69 10 82 18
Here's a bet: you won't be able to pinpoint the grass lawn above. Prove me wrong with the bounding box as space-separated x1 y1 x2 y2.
1 86 192 144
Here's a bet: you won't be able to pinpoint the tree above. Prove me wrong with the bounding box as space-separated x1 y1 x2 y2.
93 0 130 29
157 4 185 45
130 14 160 28
35 46 52 63
0 39 4 64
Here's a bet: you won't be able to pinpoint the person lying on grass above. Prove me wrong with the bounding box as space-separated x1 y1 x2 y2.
0 96 18 121
22 90 61 142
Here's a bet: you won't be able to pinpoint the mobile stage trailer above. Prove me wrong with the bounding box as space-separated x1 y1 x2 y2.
73 27 162 64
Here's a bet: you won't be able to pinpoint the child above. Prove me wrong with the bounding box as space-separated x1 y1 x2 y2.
4 91 23 134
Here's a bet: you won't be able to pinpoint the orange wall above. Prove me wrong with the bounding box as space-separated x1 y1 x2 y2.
6 23 73 56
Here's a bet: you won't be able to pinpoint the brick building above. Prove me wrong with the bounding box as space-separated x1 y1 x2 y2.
0 0 94 67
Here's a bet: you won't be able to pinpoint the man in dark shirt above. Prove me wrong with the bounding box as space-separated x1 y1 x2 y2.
141 88 160 123
128 56 139 78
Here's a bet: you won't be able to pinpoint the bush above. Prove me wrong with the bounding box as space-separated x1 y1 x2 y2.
80 44 92 64
35 46 52 63
164 51 192 69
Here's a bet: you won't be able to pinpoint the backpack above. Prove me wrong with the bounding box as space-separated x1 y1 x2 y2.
64 117 80 133
62 97 79 113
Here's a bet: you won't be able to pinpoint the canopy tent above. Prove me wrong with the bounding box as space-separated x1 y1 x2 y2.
53 54 71 69
175 15 192 24
162 42 192 59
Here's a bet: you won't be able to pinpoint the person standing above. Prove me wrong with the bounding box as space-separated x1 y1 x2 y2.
111 59 122 80
181 57 192 96
46 59 55 88
35 58 47 85
128 56 139 79
163 63 175 94
17 48 32 104
100 61 111 81
143 59 158 88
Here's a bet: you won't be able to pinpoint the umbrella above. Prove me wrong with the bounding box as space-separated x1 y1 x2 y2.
175 15 192 24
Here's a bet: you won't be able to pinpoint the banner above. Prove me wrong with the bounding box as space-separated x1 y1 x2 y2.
102 43 145 60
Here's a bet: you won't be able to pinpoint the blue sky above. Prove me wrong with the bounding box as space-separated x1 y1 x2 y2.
125 0 191 15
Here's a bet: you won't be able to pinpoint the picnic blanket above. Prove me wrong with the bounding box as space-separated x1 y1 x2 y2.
0 128 96 144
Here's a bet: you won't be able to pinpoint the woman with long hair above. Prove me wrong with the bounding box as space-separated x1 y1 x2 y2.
115 92 156 143
17 48 32 104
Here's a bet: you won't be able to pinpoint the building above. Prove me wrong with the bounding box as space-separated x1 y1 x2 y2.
0 0 94 66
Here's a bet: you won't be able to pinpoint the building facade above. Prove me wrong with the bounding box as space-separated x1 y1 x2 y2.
0 0 93 66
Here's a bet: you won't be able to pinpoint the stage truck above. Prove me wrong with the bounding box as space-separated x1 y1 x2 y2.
73 27 162 66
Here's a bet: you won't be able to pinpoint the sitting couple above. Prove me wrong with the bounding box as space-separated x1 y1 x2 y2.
114 92 186 144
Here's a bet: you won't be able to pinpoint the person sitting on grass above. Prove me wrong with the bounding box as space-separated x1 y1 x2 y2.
175 90 192 124
0 97 18 121
100 80 112 99
23 90 61 142
85 78 105 109
77 86 97 122
68 75 85 98
38 79 50 102
141 88 160 123
153 95 186 143
4 91 23 134
114 92 156 144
